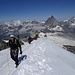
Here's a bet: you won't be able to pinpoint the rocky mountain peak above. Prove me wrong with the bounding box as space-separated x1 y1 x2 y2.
44 16 59 27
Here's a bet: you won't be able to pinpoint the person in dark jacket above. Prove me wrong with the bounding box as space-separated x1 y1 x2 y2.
28 36 33 44
9 35 22 67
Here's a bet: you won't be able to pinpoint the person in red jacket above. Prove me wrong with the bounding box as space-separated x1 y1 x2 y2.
9 35 22 68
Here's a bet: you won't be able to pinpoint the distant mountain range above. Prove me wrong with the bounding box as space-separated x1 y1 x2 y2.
0 16 75 39
44 16 75 33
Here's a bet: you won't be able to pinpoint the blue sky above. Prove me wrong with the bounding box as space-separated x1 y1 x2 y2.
0 0 75 21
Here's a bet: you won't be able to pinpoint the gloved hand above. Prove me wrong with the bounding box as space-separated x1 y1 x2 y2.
20 50 22 54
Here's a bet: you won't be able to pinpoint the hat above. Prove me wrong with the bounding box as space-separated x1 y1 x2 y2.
10 35 14 38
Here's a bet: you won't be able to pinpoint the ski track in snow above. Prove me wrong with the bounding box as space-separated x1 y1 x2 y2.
0 38 75 75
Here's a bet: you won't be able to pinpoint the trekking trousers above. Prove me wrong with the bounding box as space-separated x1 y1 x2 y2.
10 49 19 65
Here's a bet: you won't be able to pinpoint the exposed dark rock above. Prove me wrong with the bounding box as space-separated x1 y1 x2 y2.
0 40 8 51
31 19 39 24
63 45 75 54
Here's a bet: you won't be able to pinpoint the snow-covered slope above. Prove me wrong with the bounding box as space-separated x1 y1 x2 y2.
46 33 75 47
50 25 64 32
0 38 75 75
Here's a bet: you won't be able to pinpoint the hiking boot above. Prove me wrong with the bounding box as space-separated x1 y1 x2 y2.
15 64 19 68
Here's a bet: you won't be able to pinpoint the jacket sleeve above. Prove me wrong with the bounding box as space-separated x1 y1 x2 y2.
8 40 11 47
16 40 22 51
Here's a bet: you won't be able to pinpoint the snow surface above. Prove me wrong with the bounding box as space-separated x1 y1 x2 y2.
39 32 46 37
63 20 68 22
50 25 64 32
0 38 75 75
5 20 22 27
46 33 75 47
70 23 75 28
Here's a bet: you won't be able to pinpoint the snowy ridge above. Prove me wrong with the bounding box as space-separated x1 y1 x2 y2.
63 20 68 22
46 33 75 47
70 23 75 28
50 25 64 32
0 38 75 75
